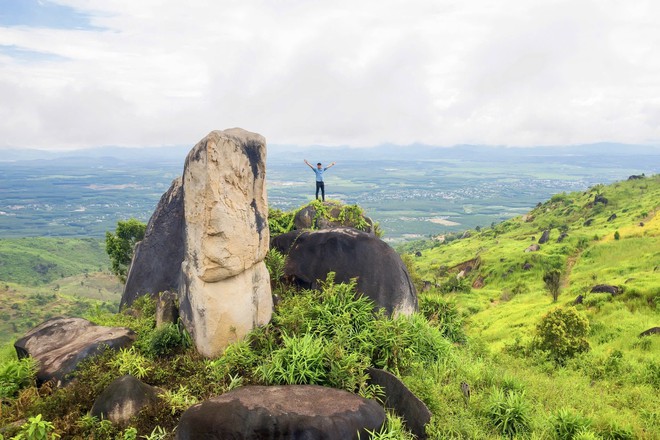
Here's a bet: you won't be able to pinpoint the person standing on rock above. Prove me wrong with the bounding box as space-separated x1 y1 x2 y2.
304 159 336 201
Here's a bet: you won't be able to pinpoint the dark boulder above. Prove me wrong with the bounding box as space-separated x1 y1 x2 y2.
607 213 617 222
557 233 568 243
175 385 385 440
271 228 417 316
590 284 620 295
90 375 161 425
367 368 431 439
628 174 645 180
421 280 433 292
639 327 660 337
574 295 584 305
522 263 533 271
121 178 184 309
156 290 179 328
415 251 422 257
594 195 608 205
538 230 550 244
583 219 594 227
14 317 135 386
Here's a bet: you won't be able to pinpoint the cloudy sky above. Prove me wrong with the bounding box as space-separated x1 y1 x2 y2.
1 0 659 150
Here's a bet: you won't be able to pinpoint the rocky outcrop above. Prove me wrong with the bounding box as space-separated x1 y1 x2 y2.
538 230 550 244
293 202 375 234
594 194 608 205
607 213 617 222
90 375 161 425
368 368 431 439
14 318 135 386
178 129 272 357
271 228 417 316
639 327 660 337
557 232 568 243
121 178 184 309
524 244 540 252
590 284 620 295
175 385 385 440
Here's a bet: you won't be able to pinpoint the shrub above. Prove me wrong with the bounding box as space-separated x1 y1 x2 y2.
108 346 153 378
144 323 191 357
268 208 295 236
598 421 634 440
256 333 326 385
487 387 532 438
105 218 146 282
159 385 198 415
265 248 287 293
543 269 562 302
13 414 60 440
366 411 415 440
614 231 620 240
0 357 37 399
418 296 466 343
535 307 590 364
550 408 592 440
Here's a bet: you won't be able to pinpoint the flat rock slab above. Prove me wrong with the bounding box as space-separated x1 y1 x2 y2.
14 317 135 386
175 385 386 440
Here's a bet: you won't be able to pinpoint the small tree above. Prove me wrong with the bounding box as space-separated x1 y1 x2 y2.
536 307 590 364
543 269 561 302
105 218 146 282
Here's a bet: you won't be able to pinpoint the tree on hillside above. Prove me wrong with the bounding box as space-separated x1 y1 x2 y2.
543 269 562 302
535 307 590 364
105 218 146 282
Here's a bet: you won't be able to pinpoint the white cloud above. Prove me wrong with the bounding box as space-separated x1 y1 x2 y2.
1 0 659 149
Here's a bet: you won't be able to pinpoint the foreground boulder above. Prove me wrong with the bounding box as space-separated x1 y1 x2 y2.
175 385 385 440
90 375 161 425
590 284 620 295
368 368 431 439
271 228 418 316
14 318 135 386
538 230 550 244
121 177 184 309
179 129 272 357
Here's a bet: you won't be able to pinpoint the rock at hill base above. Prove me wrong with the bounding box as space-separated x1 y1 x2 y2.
271 228 418 316
14 317 135 386
538 230 550 244
590 284 620 295
175 385 385 440
574 295 584 305
415 251 422 257
594 195 608 205
639 327 660 337
557 232 568 243
639 222 645 227
121 177 184 309
367 368 431 440
90 375 161 425
178 129 272 357
583 219 594 227
607 213 617 222
293 202 375 234
156 290 179 327
524 244 540 253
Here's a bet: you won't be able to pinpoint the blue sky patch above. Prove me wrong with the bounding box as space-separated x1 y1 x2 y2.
0 44 68 62
0 0 97 30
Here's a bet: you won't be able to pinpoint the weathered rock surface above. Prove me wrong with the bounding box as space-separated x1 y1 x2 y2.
178 129 272 357
594 194 609 205
525 244 541 252
557 232 568 243
293 202 375 234
156 290 179 328
584 219 594 227
639 327 660 337
90 375 160 425
607 213 617 222
271 228 418 316
590 284 620 295
14 318 135 386
121 177 184 309
538 230 550 244
368 368 431 439
175 385 385 440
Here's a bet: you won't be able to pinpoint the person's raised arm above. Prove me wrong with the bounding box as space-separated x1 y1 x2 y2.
326 161 336 169
304 159 314 169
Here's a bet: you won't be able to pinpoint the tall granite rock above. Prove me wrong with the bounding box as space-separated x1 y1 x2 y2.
178 129 272 357
121 177 184 309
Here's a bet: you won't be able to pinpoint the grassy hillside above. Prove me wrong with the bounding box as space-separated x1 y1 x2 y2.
408 174 659 438
0 238 122 349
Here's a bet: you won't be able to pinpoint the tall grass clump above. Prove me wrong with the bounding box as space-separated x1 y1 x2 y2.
0 357 37 399
486 387 532 438
549 408 592 440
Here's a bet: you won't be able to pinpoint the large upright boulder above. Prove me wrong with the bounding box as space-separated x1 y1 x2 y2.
14 317 135 386
121 177 184 309
178 129 272 357
271 228 418 316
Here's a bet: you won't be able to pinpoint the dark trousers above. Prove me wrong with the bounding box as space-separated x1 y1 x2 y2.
315 181 325 201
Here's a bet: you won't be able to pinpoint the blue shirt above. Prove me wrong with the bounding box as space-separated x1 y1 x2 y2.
313 167 327 182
